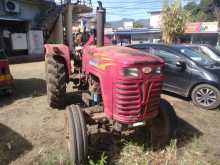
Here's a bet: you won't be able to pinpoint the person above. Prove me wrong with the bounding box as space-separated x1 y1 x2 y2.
2 28 11 56
74 28 82 46
82 27 90 45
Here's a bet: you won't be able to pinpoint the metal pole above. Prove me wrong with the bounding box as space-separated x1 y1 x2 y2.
65 3 73 51
96 1 106 47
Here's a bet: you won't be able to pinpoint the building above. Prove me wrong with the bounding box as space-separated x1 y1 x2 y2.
0 0 56 62
105 28 161 45
183 22 220 46
123 21 134 29
0 0 92 63
149 11 161 28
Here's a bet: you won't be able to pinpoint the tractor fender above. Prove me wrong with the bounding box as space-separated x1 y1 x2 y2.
44 44 71 76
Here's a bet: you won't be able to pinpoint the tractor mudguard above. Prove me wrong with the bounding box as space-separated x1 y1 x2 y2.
44 44 71 76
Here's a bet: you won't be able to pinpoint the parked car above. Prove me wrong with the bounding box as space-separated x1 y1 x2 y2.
0 49 13 95
128 43 220 110
186 44 220 62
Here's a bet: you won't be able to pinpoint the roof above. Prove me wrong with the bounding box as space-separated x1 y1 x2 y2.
0 16 27 22
149 10 161 14
108 28 161 35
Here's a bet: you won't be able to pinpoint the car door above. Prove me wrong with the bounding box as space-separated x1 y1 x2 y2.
150 46 192 96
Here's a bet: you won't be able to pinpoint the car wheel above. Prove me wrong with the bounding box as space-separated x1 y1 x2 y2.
191 84 220 110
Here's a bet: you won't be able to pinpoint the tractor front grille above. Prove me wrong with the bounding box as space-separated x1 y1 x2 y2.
114 78 162 123
144 81 162 112
115 80 142 118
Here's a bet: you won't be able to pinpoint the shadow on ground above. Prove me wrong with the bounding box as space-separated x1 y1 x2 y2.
0 78 46 107
0 124 33 165
87 99 203 165
163 91 191 101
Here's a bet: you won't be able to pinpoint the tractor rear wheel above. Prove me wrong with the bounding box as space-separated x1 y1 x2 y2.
46 56 66 109
150 99 177 148
65 105 88 165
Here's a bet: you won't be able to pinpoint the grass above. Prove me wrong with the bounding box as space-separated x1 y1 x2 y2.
36 152 72 165
20 134 220 165
88 152 108 165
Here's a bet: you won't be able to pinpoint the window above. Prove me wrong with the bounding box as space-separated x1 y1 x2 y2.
150 47 180 64
130 45 149 53
177 47 214 65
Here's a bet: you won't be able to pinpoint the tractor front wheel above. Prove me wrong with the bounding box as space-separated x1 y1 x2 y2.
150 99 177 148
65 105 88 165
46 56 67 109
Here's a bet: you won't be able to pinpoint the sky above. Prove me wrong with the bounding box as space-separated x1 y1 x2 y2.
91 0 197 21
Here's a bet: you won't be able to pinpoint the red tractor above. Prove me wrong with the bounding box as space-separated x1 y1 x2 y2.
45 3 176 165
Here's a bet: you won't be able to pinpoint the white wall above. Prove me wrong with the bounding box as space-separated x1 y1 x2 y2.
150 13 161 28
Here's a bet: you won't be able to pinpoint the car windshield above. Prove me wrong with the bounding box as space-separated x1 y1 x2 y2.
176 47 214 65
0 50 7 60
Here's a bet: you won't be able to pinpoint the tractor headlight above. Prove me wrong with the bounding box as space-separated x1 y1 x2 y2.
123 68 140 77
142 67 152 74
154 66 162 74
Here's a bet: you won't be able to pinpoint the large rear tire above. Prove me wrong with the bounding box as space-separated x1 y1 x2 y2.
46 56 67 109
65 105 88 165
150 99 177 148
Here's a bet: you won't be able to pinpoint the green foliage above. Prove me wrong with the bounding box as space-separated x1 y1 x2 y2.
133 22 144 28
88 152 108 165
184 0 220 22
160 0 188 43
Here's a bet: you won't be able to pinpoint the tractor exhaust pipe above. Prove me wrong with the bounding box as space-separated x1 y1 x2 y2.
96 1 106 47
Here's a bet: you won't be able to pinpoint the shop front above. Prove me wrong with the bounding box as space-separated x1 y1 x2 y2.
0 18 29 57
184 22 219 47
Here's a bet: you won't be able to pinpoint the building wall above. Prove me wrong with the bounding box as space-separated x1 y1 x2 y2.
19 2 41 22
0 1 48 59
150 13 161 28
0 1 42 26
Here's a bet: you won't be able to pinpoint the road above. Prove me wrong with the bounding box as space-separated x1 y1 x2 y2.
0 61 220 165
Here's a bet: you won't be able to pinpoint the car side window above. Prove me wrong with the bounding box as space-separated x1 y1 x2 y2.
150 48 181 64
131 45 149 53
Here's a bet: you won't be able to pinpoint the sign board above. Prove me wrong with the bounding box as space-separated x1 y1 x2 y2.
185 22 219 33
28 30 44 56
11 33 28 50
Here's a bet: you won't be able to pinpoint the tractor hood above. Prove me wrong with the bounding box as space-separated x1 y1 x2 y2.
91 46 164 66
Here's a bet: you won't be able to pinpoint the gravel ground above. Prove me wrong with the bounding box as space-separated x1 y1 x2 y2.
0 61 220 165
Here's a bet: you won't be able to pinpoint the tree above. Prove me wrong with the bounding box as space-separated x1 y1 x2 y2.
184 0 220 22
160 0 187 44
133 22 144 28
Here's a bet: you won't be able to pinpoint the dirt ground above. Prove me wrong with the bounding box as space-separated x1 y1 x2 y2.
0 61 220 165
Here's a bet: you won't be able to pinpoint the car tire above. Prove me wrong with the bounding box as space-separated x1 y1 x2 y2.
191 84 220 110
